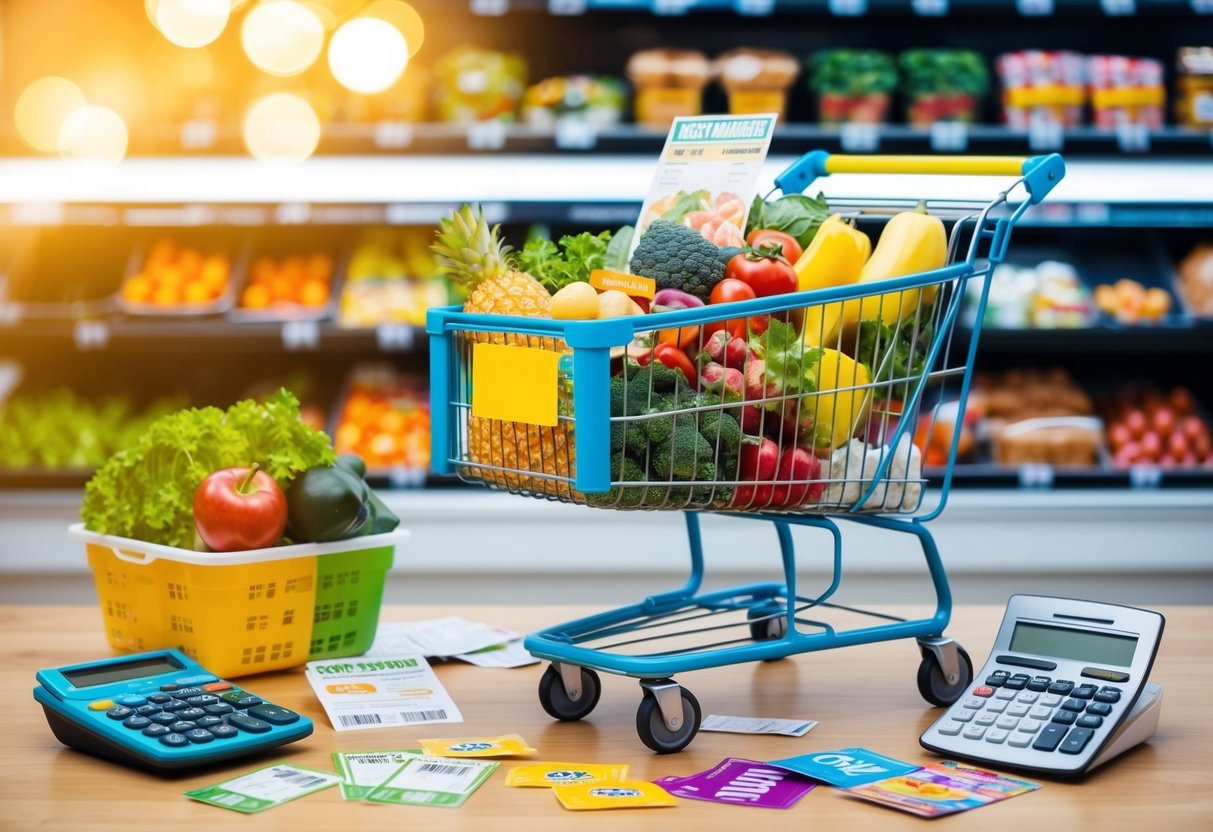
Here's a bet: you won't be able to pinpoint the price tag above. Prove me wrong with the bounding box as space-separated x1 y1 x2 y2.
828 0 867 15
548 0 586 12
470 0 508 14
1016 0 1053 14
388 467 427 489
467 121 507 151
281 320 320 351
553 118 597 150
0 304 22 325
653 0 693 13
376 323 416 352
73 320 109 351
1027 121 1064 151
911 0 948 15
1115 122 1150 153
373 121 414 150
1017 463 1054 489
1099 0 1135 13
734 0 775 14
274 202 312 224
1128 465 1162 489
930 121 968 152
11 202 65 226
180 119 218 150
840 122 880 152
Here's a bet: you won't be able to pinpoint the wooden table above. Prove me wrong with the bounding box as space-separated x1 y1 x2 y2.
3 605 1210 829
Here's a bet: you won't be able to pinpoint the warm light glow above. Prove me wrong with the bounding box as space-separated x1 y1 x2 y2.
363 1 425 57
58 106 130 165
155 0 230 48
243 92 320 162
14 77 88 153
241 1 325 76
328 17 408 94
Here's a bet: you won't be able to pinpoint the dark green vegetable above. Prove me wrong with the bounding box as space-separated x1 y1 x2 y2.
810 49 898 96
285 454 400 543
517 230 612 292
629 220 727 300
746 192 831 250
899 49 988 98
855 304 936 402
652 424 714 480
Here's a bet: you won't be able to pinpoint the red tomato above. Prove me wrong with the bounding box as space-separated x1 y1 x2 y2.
746 229 804 264
705 278 767 340
653 343 697 388
193 464 288 552
725 245 797 297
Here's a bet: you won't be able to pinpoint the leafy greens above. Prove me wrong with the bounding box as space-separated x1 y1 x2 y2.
517 230 612 292
746 191 831 250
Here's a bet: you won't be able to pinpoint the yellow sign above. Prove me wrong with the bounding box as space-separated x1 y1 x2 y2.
590 269 656 299
472 343 561 427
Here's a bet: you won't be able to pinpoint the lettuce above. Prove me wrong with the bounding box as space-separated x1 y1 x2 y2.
81 389 334 549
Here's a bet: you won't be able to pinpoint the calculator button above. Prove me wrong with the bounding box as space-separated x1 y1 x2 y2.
161 700 189 712
985 729 1010 744
1004 675 1029 690
88 700 115 711
995 716 1020 731
1029 705 1054 720
122 716 152 730
1026 676 1052 692
177 708 207 721
937 721 966 736
185 729 215 744
205 703 235 716
994 688 1017 701
1006 704 1030 718
961 697 985 710
135 704 162 717
1051 710 1078 725
195 716 224 729
949 709 974 723
1047 680 1075 696
1016 720 1042 734
984 670 1009 687
1032 723 1068 751
203 681 233 693
210 724 239 739
962 725 987 740
1040 694 1063 707
147 693 173 704
1077 714 1104 729
228 714 271 734
159 684 179 692
247 704 301 725
221 693 262 709
172 687 204 698
974 713 998 726
972 686 995 698
150 712 179 726
113 694 147 707
160 733 190 748
1070 684 1098 700
1094 687 1122 703
985 700 1007 714
1086 701 1114 717
169 721 197 733
1016 691 1039 704
1061 698 1086 712
175 674 219 686
1059 727 1095 755
1008 733 1034 748
186 695 219 707
1082 667 1130 683
105 706 134 720
142 724 171 738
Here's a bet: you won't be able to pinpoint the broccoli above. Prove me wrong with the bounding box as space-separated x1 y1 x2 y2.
697 409 741 458
642 403 676 446
609 418 649 457
586 454 649 508
609 374 627 417
717 245 745 269
651 424 714 480
624 363 681 415
629 220 726 301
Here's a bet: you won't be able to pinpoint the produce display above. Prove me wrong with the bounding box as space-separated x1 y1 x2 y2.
1092 278 1172 325
626 49 711 129
809 49 898 125
966 261 1094 330
120 237 232 312
432 47 528 123
237 251 333 317
522 75 627 127
338 230 448 327
1103 386 1212 470
332 369 431 474
1176 242 1213 316
899 50 989 126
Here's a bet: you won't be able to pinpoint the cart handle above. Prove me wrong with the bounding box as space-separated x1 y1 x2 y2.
773 151 1065 205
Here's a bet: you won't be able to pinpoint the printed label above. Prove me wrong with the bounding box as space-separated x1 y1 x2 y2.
184 764 342 814
304 654 462 732
658 757 816 809
553 780 678 810
506 761 630 788
365 754 498 808
768 747 918 787
417 733 537 758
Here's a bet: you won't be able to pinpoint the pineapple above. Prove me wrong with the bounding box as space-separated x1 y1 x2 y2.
433 205 574 499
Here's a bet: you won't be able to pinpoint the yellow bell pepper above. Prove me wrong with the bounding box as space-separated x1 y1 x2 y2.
794 215 871 348
805 348 872 451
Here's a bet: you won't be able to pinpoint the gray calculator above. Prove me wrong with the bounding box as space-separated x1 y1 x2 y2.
920 595 1164 779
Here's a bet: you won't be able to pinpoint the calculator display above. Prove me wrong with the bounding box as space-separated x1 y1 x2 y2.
1010 622 1137 667
62 655 184 688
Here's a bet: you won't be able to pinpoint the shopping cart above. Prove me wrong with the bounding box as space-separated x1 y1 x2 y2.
427 152 1065 753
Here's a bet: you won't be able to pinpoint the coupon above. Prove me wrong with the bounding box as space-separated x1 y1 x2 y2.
364 754 498 808
184 763 342 814
700 714 818 737
332 750 421 800
304 654 462 731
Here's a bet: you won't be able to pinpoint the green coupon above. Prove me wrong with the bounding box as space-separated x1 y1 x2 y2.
365 754 498 808
184 763 343 813
332 750 422 801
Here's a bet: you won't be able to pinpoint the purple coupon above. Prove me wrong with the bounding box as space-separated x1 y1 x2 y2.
656 757 816 809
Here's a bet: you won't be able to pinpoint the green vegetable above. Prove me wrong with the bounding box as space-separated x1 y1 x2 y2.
517 230 612 292
81 389 334 549
810 49 898 96
285 454 400 543
899 49 988 98
651 424 714 480
751 318 821 406
625 361 683 414
603 225 635 273
629 220 726 300
697 407 741 458
746 192 831 250
855 303 935 402
717 245 746 268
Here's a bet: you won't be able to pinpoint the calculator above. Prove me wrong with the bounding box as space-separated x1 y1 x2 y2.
920 595 1164 779
33 648 312 771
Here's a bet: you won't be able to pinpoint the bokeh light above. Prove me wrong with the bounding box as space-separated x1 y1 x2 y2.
154 0 230 48
328 17 408 94
363 1 425 57
58 106 130 165
243 92 320 162
14 77 88 153
241 1 325 77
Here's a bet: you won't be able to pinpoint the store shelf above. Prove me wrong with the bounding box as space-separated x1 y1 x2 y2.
964 323 1213 353
451 0 1211 16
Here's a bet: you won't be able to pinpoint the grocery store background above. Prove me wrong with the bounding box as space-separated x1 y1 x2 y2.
0 1 1210 607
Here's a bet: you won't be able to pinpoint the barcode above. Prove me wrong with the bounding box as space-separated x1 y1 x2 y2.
354 754 394 764
399 709 447 723
339 713 383 727
416 762 475 776
271 768 326 788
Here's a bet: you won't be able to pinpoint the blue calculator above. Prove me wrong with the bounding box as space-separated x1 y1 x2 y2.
33 649 312 771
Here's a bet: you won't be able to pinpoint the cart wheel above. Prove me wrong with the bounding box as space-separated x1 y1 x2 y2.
917 647 974 707
636 686 701 754
538 664 601 722
747 603 788 643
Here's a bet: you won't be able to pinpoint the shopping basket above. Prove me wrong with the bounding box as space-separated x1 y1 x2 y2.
427 152 1065 752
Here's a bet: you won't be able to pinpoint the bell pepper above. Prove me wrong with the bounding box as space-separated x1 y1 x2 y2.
792 215 871 347
804 348 873 452
285 454 400 543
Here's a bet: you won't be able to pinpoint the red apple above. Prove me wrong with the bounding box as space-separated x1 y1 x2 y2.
193 464 288 552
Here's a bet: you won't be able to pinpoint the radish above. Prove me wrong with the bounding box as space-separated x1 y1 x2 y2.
731 437 779 508
771 446 824 507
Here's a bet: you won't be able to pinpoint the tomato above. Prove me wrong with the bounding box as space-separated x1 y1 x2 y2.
705 278 768 340
710 278 756 306
746 229 803 264
725 244 797 297
653 343 697 388
193 464 288 552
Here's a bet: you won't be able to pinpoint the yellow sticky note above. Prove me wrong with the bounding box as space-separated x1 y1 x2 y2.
505 762 630 788
417 733 538 758
553 780 678 810
472 343 561 427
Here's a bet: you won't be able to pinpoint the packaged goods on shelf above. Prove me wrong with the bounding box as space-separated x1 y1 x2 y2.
118 235 238 316
1088 55 1165 129
1175 47 1213 128
522 75 627 128
333 366 430 477
976 369 1102 468
433 47 528 123
626 49 711 129
899 49 989 126
965 261 1094 329
1103 386 1213 470
996 51 1085 129
1176 242 1213 317
809 49 897 125
713 48 799 119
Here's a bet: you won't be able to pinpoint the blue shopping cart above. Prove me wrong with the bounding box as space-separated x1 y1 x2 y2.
427 152 1065 753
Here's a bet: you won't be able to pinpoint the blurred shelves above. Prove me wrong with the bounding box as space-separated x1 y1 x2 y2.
933 463 1213 488
963 322 1213 353
449 0 1211 15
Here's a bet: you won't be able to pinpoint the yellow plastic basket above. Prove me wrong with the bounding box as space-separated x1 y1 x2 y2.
69 524 408 679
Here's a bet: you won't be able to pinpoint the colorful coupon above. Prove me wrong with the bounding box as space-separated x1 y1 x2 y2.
768 747 919 787
920 761 1040 799
184 763 342 814
417 733 537 758
506 762 630 788
332 750 420 800
700 714 818 737
657 757 816 809
364 754 498 808
845 762 1038 818
304 654 462 731
553 780 678 811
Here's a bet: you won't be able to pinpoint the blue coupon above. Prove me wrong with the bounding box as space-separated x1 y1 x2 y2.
768 747 918 787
